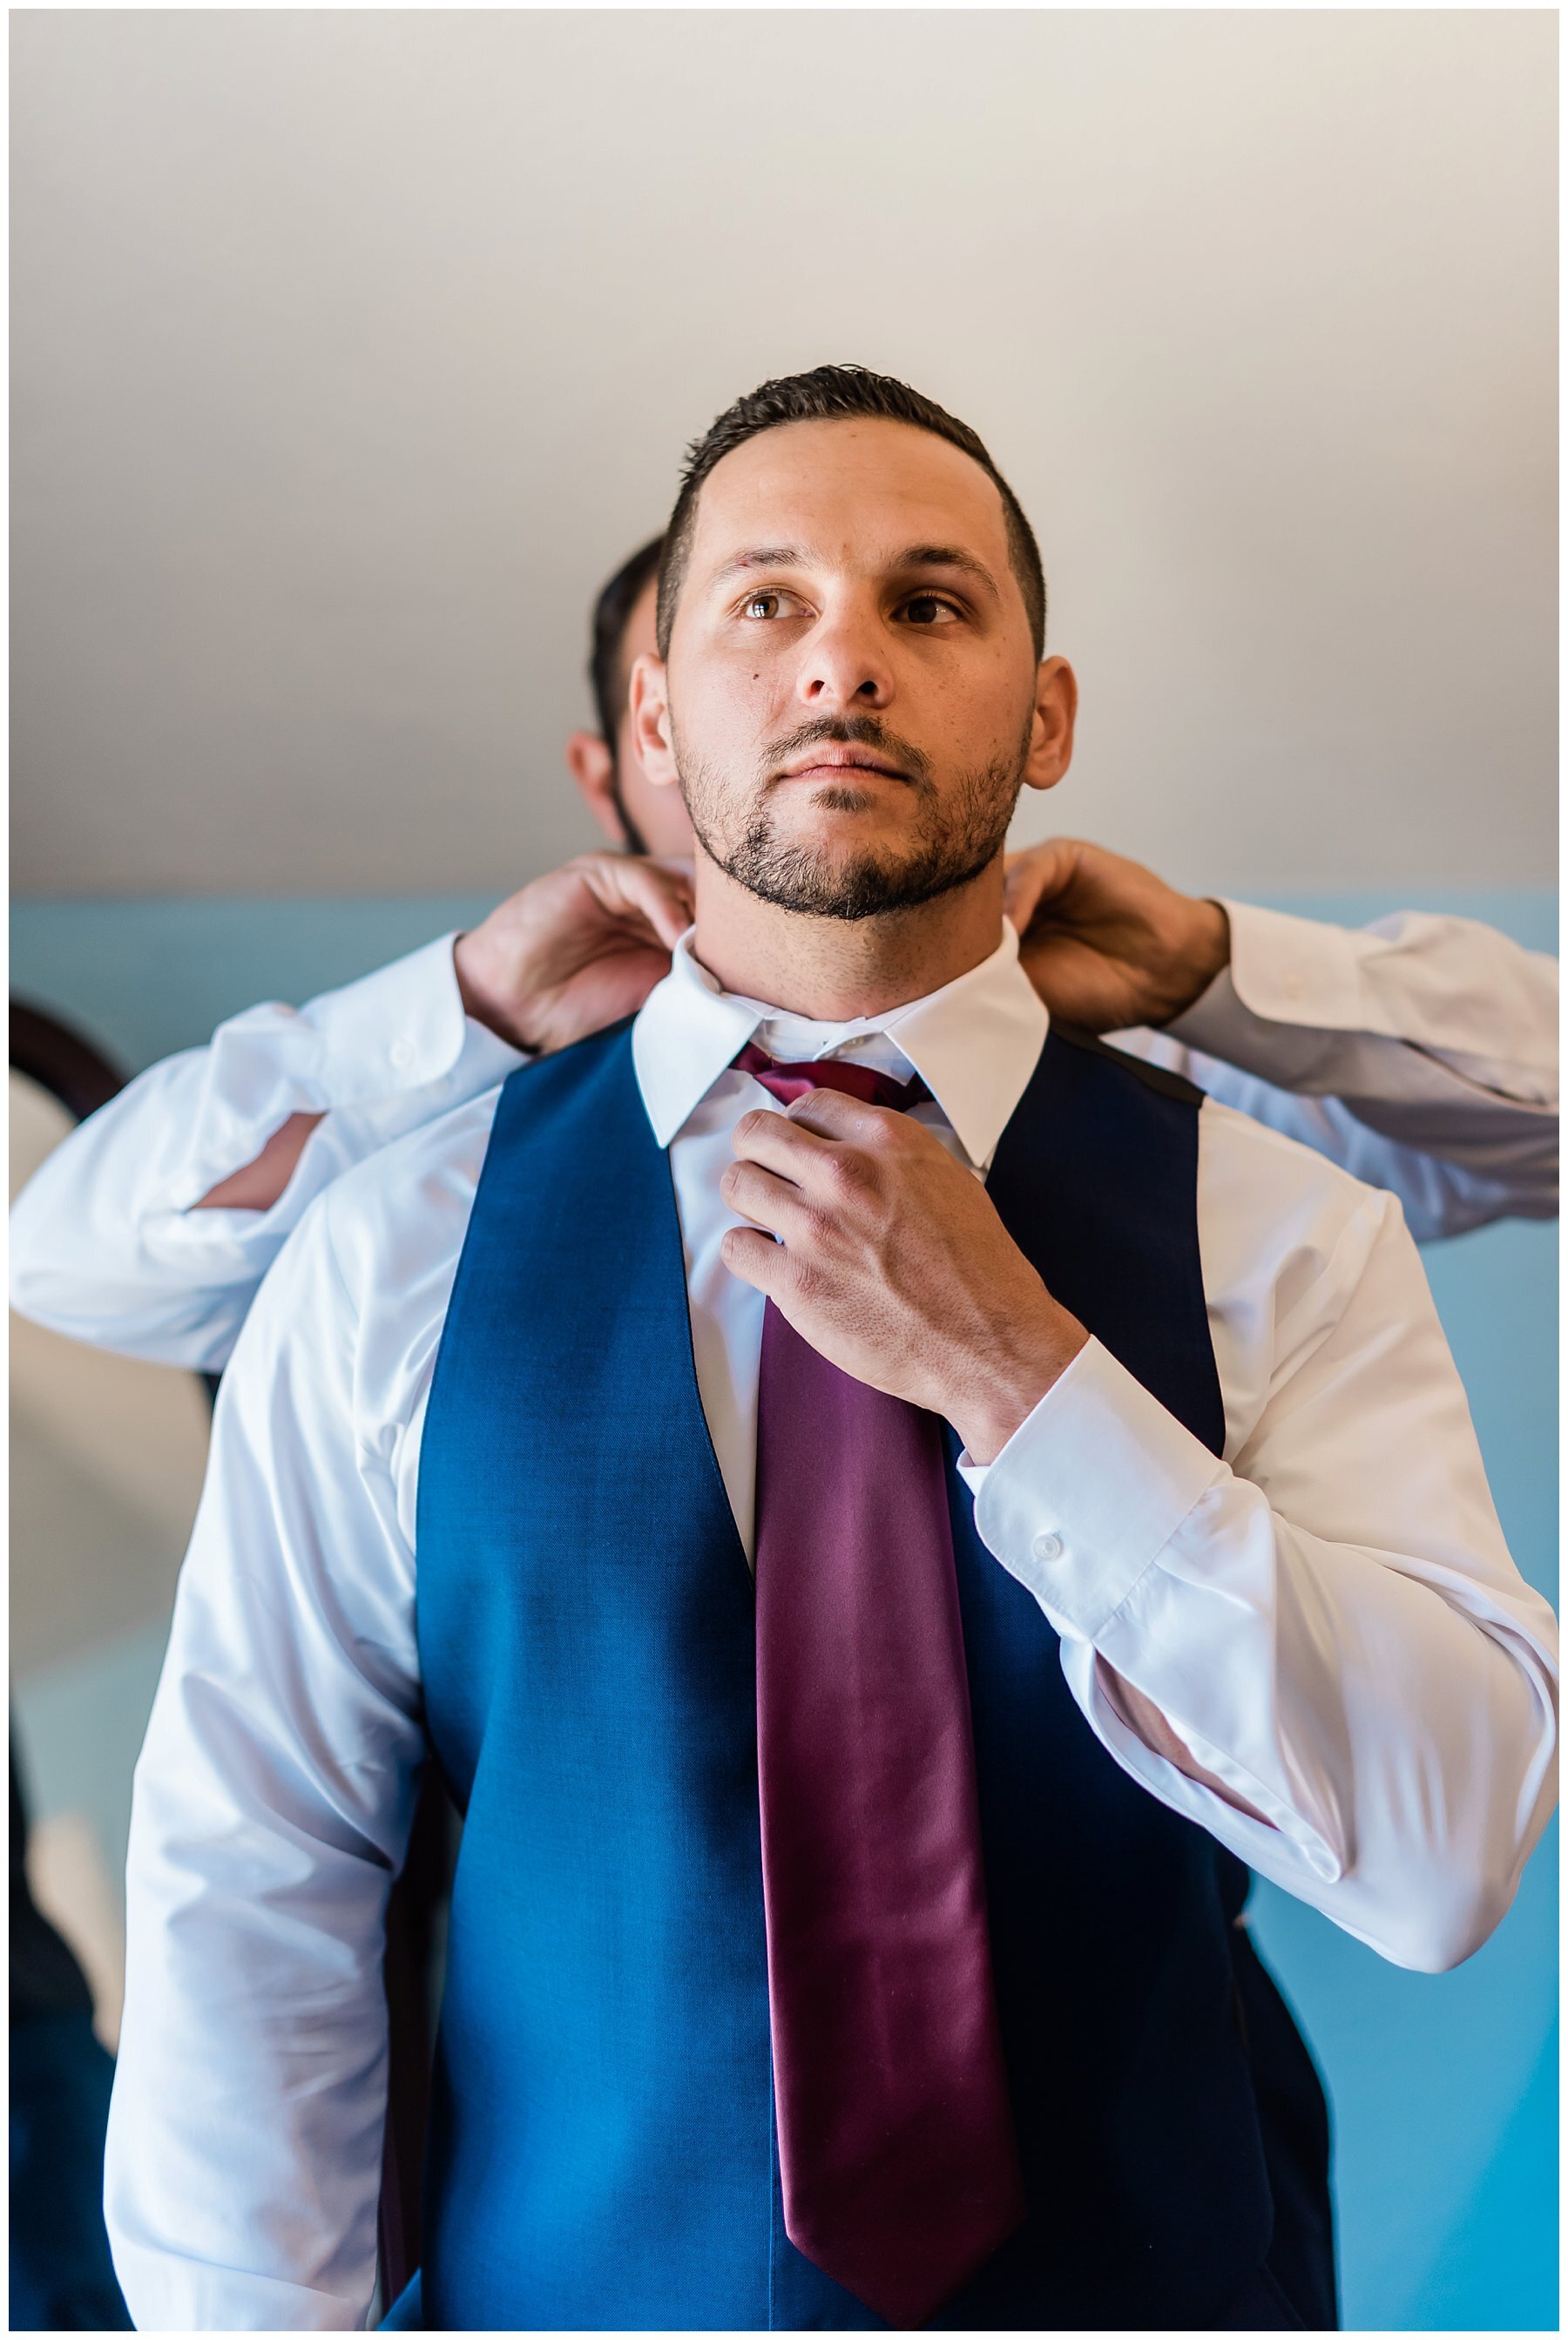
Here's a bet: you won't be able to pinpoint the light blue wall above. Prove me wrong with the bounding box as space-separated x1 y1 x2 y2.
10 887 1558 1099
10 887 1558 2330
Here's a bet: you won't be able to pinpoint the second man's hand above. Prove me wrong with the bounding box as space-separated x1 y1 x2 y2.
199 839 1217 1221
1004 837 1231 1032
454 839 1225 1057
720 1088 1088 1464
200 852 694 1215
454 853 695 1054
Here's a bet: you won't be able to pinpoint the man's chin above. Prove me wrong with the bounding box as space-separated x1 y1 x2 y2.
724 839 986 923
795 781 893 817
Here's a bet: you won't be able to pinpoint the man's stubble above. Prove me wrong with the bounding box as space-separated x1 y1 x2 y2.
673 713 1034 923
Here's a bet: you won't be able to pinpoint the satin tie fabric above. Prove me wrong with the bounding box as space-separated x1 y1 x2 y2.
735 1043 1025 2330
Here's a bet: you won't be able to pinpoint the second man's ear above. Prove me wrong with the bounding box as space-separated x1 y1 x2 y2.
564 730 631 847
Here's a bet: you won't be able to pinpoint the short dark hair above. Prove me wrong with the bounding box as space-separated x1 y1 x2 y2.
589 534 665 749
656 365 1046 660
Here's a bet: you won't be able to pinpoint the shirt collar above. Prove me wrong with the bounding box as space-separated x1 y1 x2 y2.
632 921 1048 1169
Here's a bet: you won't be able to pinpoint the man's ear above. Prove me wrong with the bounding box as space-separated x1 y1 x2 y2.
564 731 630 847
628 653 682 791
1020 657 1078 796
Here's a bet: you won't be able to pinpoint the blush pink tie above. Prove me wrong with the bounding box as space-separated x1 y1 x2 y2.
735 1044 1025 2330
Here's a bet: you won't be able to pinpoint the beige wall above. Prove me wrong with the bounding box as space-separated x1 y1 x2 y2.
11 9 1555 899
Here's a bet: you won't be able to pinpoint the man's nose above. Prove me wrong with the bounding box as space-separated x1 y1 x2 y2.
796 609 893 710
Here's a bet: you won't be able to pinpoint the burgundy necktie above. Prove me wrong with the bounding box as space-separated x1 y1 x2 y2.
735 1042 1025 2330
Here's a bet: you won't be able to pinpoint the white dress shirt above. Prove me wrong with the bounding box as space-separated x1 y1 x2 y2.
105 923 1557 2332
9 901 1558 1376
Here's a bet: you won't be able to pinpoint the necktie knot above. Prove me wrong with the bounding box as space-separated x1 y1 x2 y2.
733 1040 929 1115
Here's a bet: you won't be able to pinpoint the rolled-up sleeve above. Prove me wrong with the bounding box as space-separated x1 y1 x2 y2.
10 934 524 1370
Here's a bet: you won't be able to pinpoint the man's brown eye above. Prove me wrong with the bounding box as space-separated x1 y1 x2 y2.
746 592 781 620
905 596 955 625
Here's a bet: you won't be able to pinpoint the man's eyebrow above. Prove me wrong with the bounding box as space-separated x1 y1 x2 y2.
710 546 812 586
894 544 1003 598
708 543 1004 596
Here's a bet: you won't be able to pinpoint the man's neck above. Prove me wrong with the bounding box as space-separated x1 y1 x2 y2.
690 852 1009 1021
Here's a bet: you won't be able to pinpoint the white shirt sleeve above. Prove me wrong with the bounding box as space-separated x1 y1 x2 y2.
8 933 524 1371
1125 903 1558 1239
962 1113 1559 1974
104 1182 428 2331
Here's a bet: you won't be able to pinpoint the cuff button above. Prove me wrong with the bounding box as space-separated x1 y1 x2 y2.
1031 1531 1064 1565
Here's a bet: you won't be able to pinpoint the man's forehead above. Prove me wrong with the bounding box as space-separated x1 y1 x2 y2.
688 417 1012 574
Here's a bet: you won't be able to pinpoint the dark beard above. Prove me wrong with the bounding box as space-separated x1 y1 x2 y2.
678 717 1031 923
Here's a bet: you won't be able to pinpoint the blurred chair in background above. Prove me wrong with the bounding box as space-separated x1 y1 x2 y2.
10 1752 131 2332
10 1003 136 2332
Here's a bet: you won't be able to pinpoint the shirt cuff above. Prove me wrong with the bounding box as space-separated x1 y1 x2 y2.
298 932 524 1107
963 1338 1223 1640
1168 900 1372 1056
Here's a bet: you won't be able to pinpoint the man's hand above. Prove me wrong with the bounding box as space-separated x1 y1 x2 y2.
1004 838 1230 1032
720 1089 1087 1464
199 854 693 1215
455 854 695 1054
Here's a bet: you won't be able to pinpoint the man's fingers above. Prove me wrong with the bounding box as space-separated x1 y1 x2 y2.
780 1085 896 1143
732 1080 895 1151
730 1106 838 1181
608 860 696 949
580 853 694 948
1002 837 1079 933
720 1222 788 1294
720 1157 811 1239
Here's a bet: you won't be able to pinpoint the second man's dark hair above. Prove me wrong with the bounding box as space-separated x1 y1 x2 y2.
656 365 1046 660
590 534 666 750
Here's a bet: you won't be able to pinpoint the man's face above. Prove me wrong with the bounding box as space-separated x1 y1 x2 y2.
636 417 1071 920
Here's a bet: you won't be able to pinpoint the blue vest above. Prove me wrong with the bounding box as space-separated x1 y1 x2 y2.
409 1022 1323 2330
